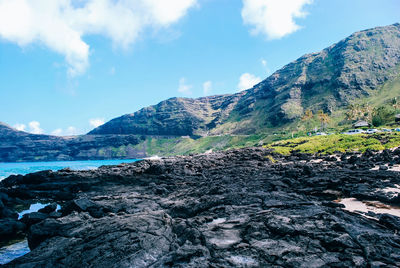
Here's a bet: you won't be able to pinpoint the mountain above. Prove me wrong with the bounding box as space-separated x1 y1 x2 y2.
89 94 244 137
2 23 400 162
90 23 400 136
0 123 144 162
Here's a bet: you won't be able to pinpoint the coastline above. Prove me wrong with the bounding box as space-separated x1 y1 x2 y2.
1 148 400 266
0 159 140 182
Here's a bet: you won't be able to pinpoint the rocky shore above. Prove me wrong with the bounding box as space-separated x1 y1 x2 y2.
1 148 400 267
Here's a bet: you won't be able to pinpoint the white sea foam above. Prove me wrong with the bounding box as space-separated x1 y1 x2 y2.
145 155 161 160
18 203 61 219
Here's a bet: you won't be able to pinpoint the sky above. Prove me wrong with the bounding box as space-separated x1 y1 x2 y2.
0 0 399 136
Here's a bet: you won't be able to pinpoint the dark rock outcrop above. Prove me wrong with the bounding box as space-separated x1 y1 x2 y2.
1 148 400 267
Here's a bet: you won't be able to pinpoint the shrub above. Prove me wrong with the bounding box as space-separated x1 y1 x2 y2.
372 115 383 127
265 133 400 155
372 106 395 126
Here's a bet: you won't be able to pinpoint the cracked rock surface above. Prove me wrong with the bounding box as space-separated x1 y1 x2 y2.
1 148 400 267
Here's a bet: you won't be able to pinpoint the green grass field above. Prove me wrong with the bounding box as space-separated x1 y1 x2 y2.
135 134 272 156
265 133 400 155
127 131 400 158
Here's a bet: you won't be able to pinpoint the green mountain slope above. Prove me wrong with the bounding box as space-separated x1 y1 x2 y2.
89 94 244 136
2 24 400 161
90 23 400 136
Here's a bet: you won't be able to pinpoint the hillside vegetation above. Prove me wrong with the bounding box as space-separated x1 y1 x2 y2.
2 24 400 161
266 133 400 155
91 23 400 137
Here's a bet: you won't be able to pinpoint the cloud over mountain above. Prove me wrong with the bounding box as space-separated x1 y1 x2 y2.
241 0 313 39
237 73 261 91
28 121 43 134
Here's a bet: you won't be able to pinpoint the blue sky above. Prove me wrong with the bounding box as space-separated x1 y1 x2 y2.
0 0 399 135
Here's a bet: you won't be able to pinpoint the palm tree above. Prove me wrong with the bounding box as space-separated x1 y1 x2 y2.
392 97 400 111
345 105 353 121
302 109 313 121
346 103 375 122
361 103 374 122
345 104 362 121
301 109 314 132
317 110 330 131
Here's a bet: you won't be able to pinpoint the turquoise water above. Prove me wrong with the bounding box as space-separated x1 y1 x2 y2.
0 158 139 264
0 240 30 265
0 159 139 181
0 202 60 264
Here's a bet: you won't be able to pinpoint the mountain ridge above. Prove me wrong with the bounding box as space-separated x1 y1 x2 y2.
0 123 145 162
88 92 245 136
2 23 400 161
89 23 400 136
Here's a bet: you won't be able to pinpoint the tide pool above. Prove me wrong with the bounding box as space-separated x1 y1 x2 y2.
0 240 30 265
0 158 139 264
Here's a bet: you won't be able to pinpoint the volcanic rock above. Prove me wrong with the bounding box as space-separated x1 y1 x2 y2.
1 148 400 267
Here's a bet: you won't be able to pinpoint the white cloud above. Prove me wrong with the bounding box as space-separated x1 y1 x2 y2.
261 58 267 67
260 57 271 74
89 118 105 128
241 0 313 40
0 0 197 76
203 81 212 95
50 126 80 136
237 73 261 91
178 77 192 95
28 121 44 134
13 123 26 131
65 126 78 135
51 128 63 136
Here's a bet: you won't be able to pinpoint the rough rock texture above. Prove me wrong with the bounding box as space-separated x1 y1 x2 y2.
0 122 144 162
239 23 400 125
91 23 400 135
1 148 400 267
88 94 244 137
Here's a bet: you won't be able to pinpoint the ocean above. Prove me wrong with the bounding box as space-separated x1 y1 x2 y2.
0 158 139 264
0 159 139 181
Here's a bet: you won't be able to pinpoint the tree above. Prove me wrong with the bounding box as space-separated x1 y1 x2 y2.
372 105 395 127
391 97 400 112
301 109 314 132
346 103 374 123
361 103 374 122
372 115 383 127
317 110 330 131
345 104 362 121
